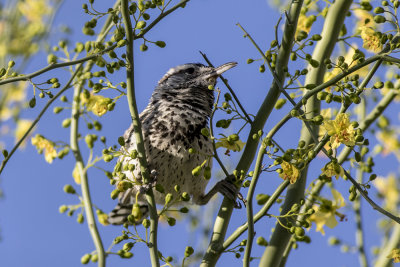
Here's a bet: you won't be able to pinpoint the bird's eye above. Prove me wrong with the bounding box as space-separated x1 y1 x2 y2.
186 67 195 74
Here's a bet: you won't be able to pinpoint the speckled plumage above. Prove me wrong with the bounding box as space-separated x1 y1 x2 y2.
109 62 237 225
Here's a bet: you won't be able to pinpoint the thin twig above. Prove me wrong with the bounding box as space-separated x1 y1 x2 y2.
243 142 265 267
200 51 252 124
0 44 117 86
0 69 80 174
135 0 190 39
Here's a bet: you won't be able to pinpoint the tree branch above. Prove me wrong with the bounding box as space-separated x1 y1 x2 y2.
121 1 160 266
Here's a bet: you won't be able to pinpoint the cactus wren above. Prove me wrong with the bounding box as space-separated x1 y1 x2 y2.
108 62 238 225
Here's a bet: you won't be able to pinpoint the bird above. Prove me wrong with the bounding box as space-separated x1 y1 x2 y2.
108 61 238 225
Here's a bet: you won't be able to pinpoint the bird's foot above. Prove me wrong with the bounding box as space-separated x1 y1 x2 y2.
215 177 245 209
138 169 158 194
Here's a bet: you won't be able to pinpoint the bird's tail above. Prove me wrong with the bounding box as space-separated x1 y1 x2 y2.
108 202 149 225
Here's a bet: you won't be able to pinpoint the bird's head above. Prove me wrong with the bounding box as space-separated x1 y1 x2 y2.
157 62 237 90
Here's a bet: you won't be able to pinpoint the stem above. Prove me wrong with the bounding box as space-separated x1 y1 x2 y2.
243 144 265 267
200 52 252 124
201 2 303 265
222 181 289 251
135 0 190 39
121 1 160 266
0 44 117 86
68 3 119 265
354 97 369 267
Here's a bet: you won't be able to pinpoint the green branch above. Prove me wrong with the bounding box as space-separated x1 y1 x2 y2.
135 0 190 39
222 181 290 251
0 44 117 86
68 3 120 265
120 1 160 266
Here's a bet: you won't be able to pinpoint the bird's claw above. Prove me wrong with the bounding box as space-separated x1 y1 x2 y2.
216 178 245 209
139 169 158 194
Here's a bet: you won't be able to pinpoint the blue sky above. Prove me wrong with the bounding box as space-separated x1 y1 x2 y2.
1 0 399 266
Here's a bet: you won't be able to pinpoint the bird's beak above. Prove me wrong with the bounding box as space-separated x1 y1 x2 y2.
214 62 238 75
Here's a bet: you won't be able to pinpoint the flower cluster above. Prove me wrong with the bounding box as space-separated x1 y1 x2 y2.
31 134 57 163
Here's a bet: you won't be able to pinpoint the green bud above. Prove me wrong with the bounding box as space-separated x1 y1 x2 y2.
29 97 36 108
184 246 194 257
63 184 76 194
165 193 173 205
121 252 133 258
155 183 165 193
91 254 98 262
256 236 268 246
311 34 322 41
136 21 147 29
180 207 189 213
275 98 287 109
59 205 68 213
123 242 134 252
192 166 202 176
256 194 270 205
181 192 190 201
62 118 71 128
259 64 265 73
0 68 6 77
295 227 305 237
140 43 148 51
167 217 176 226
110 189 120 200
374 15 386 23
118 136 125 146
247 58 254 64
142 218 150 228
305 83 316 90
204 166 211 180
201 128 210 137
81 254 91 264
77 213 84 224
117 40 127 47
155 41 166 48
53 107 63 114
131 203 141 220
128 150 137 160
47 54 57 64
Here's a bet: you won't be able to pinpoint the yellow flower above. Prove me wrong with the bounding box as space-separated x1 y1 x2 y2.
309 188 345 235
31 134 57 163
86 95 112 117
18 0 52 23
373 174 399 211
279 161 300 184
323 113 356 149
376 130 400 159
72 164 81 185
321 161 344 180
15 119 33 148
360 26 383 53
215 135 245 152
387 248 400 263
